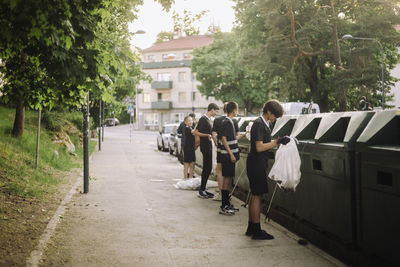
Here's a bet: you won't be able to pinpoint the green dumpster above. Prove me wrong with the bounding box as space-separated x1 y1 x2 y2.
356 109 400 265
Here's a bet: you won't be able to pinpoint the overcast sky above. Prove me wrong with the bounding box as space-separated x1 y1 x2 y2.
129 0 236 50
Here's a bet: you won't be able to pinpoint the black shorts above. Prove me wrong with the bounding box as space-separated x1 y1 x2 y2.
217 151 224 163
246 154 268 195
183 147 195 163
222 160 235 177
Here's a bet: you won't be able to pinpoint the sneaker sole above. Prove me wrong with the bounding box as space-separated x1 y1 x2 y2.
212 198 222 201
197 195 208 199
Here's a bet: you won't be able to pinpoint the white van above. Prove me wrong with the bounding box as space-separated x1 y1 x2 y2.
280 102 320 115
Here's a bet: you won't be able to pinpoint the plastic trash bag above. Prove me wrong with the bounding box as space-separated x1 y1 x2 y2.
245 122 253 140
268 137 301 191
174 178 218 190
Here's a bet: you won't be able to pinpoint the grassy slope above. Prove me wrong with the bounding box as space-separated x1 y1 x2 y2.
0 106 95 198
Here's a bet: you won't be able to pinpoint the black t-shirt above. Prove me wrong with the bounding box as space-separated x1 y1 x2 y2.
177 121 186 144
197 115 212 150
221 117 240 160
249 117 271 158
184 126 194 150
212 115 226 141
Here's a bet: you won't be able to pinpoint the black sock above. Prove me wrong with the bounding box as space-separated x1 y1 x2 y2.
254 222 261 232
246 221 253 232
221 190 229 206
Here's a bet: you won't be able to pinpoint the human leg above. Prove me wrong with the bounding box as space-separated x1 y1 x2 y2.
183 163 189 179
188 162 195 178
200 149 212 191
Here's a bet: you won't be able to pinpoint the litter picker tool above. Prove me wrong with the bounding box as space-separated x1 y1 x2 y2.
265 182 278 222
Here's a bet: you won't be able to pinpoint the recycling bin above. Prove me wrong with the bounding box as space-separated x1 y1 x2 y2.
356 109 400 265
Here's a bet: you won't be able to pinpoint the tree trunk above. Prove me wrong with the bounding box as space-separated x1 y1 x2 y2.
330 0 346 111
12 99 25 137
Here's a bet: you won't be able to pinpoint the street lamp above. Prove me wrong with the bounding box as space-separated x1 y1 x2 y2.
132 30 145 129
342 34 385 109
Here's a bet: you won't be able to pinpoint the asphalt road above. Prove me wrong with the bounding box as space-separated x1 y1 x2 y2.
39 124 346 267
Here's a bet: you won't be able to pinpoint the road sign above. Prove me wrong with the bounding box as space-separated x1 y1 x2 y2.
127 104 135 114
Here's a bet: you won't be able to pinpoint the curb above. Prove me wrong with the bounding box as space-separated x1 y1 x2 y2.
26 143 98 267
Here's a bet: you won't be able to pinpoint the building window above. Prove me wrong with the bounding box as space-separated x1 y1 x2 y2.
157 92 170 101
144 113 158 125
178 92 186 103
157 73 171 81
143 93 150 103
191 92 196 101
183 53 192 59
172 113 184 123
178 72 186 82
147 55 155 62
162 53 176 61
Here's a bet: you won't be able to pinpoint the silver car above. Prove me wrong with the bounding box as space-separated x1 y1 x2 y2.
156 123 178 152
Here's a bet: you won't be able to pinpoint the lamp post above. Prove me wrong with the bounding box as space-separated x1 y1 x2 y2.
342 34 385 109
132 29 145 130
191 72 196 112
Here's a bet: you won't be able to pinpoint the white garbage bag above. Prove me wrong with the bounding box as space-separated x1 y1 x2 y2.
174 178 218 190
268 137 301 191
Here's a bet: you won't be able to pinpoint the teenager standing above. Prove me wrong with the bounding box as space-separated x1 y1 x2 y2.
183 116 196 179
193 103 219 198
220 102 241 215
246 100 288 240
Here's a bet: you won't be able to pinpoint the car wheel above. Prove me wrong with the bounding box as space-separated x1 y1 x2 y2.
162 141 166 151
169 144 174 155
174 145 179 157
157 140 161 151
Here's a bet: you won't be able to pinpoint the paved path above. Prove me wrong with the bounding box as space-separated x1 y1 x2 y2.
39 125 346 266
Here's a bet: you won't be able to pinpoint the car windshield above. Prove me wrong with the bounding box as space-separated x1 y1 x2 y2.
163 126 174 134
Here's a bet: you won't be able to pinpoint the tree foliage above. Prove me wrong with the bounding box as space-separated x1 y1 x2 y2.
233 0 400 112
0 0 173 136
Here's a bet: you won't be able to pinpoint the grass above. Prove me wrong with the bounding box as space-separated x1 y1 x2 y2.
0 106 96 198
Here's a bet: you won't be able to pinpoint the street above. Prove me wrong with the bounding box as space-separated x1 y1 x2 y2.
38 124 345 267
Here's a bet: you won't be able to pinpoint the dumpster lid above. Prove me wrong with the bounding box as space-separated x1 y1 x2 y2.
272 115 298 138
290 114 323 140
357 109 400 146
315 111 374 145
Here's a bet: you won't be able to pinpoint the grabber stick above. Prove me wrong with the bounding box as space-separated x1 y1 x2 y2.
242 190 251 208
265 182 278 222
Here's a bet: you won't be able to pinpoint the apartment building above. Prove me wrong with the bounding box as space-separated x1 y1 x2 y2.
137 35 222 130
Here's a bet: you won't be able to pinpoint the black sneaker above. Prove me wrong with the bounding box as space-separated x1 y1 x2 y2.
246 229 266 236
205 191 214 198
219 205 235 216
252 230 274 240
198 190 209 199
228 204 239 212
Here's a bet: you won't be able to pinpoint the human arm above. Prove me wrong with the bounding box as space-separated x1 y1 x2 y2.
255 140 278 152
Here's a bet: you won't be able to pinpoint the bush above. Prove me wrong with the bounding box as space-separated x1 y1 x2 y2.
41 111 65 132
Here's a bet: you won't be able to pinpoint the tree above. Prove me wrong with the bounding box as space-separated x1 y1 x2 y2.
0 0 174 137
233 0 400 112
154 9 208 44
192 32 274 113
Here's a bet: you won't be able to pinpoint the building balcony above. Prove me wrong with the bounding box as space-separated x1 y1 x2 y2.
141 60 191 69
151 81 173 89
151 101 173 110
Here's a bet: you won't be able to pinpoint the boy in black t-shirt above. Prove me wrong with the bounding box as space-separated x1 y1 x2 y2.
246 100 289 240
193 103 219 198
220 102 241 215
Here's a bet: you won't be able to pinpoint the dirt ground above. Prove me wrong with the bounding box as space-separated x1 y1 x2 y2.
0 168 80 266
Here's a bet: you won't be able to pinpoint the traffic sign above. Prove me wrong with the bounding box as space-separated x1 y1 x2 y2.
127 104 135 114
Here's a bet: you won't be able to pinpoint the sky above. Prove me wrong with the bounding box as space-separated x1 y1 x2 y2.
129 0 236 50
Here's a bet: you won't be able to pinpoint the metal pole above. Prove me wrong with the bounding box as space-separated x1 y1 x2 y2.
83 92 89 193
98 99 101 151
191 73 194 112
102 100 104 142
130 113 132 143
135 86 139 130
35 109 41 168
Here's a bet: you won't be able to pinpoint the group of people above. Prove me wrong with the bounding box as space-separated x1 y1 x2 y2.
177 100 289 240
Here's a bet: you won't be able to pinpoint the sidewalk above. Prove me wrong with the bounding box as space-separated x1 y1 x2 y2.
39 126 346 266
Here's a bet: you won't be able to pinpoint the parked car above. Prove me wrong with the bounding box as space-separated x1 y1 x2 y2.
280 102 320 115
157 123 178 152
105 118 120 126
168 125 183 160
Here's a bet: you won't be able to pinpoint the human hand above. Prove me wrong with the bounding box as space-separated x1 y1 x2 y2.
277 136 290 145
207 134 212 141
230 154 237 163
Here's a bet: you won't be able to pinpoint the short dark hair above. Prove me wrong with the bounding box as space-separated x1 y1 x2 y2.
223 102 228 113
207 103 219 111
226 101 238 114
263 100 284 118
184 115 191 122
188 113 196 118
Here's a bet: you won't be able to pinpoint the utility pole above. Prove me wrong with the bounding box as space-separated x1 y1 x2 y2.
102 100 104 142
83 92 90 193
35 108 41 168
98 99 101 151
